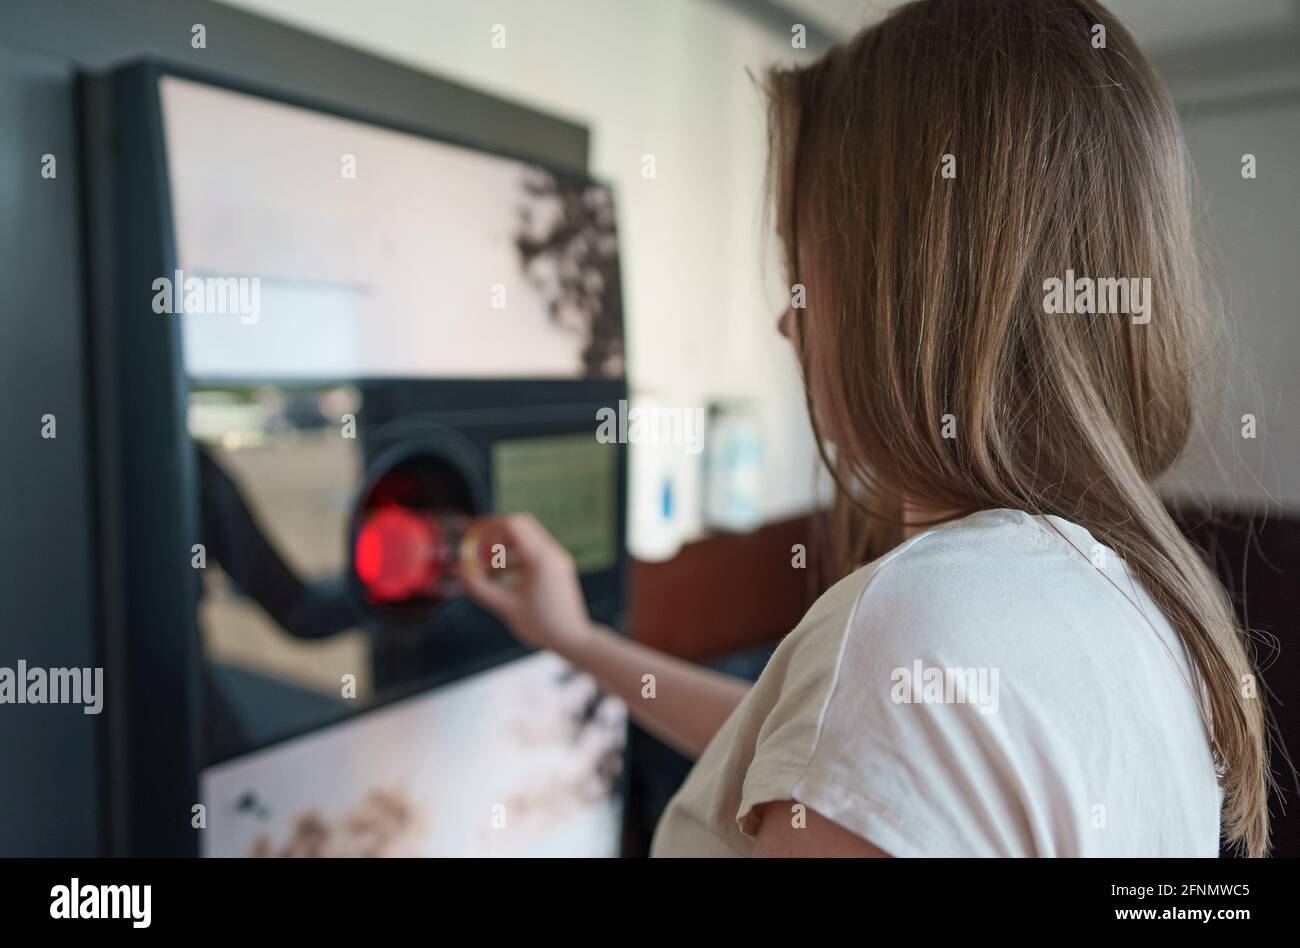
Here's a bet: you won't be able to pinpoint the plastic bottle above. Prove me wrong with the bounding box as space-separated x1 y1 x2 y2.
353 507 488 604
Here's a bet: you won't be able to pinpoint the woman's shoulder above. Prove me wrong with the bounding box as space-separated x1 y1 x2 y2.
790 507 1132 660
739 510 1218 857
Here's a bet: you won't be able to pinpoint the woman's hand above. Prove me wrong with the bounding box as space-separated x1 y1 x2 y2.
461 511 751 760
459 513 595 654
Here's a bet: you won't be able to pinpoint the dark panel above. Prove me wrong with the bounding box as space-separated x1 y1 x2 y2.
1174 508 1300 858
0 46 101 856
81 63 205 857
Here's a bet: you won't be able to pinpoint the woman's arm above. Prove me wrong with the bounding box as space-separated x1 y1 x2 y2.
460 513 750 760
557 622 751 759
751 801 890 857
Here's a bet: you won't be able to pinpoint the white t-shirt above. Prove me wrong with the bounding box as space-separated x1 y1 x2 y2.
650 509 1221 857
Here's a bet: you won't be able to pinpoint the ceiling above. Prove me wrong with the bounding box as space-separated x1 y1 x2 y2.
776 0 1300 52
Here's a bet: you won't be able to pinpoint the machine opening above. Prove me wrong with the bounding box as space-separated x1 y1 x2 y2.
350 451 481 619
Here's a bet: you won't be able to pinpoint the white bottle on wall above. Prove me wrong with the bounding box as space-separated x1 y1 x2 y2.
703 400 764 533
626 393 704 562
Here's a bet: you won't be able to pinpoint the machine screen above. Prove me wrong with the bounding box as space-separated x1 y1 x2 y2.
492 434 618 573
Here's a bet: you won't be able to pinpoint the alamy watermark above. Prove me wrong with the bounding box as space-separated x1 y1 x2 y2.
50 878 150 928
890 660 1000 715
1042 270 1151 325
0 661 103 714
152 269 261 324
596 399 705 455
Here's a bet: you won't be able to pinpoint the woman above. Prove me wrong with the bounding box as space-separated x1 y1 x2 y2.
463 0 1270 857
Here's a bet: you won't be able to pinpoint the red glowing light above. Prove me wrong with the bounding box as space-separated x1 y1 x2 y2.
354 505 446 602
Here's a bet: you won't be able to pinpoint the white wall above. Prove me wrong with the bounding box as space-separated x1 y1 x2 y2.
1153 32 1300 511
1157 98 1300 511
215 0 824 524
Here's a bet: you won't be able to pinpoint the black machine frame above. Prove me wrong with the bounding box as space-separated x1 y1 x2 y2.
85 59 630 857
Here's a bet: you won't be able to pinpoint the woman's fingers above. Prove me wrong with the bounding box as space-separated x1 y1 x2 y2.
458 514 543 616
470 514 536 568
460 559 515 618
456 512 592 653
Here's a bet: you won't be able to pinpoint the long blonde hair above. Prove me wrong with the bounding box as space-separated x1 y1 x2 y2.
766 0 1270 855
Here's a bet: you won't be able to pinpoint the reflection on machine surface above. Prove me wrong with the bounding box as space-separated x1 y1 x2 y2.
202 651 626 858
158 63 630 858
